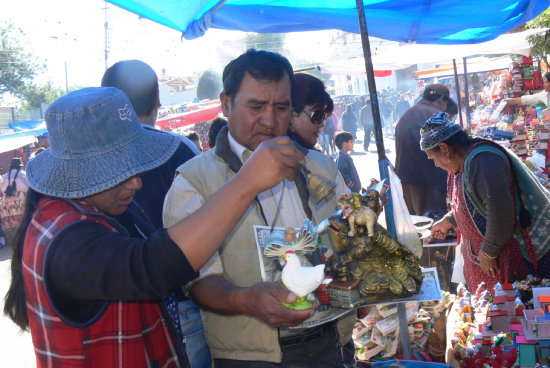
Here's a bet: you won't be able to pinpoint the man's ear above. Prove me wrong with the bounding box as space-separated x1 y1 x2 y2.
439 143 450 154
220 91 230 117
155 92 161 108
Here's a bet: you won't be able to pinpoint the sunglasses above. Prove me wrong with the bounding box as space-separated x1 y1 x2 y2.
302 108 328 125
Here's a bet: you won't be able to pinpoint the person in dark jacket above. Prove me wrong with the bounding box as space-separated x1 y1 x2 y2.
395 83 450 216
380 96 394 137
394 94 411 121
100 60 212 367
335 131 362 193
341 104 358 140
359 97 374 151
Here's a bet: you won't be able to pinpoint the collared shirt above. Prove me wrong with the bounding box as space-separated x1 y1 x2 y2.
227 133 308 229
521 90 550 107
163 132 349 276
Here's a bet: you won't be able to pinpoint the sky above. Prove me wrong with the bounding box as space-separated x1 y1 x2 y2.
2 0 337 90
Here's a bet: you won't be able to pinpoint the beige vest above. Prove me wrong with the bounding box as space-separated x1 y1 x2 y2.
178 147 355 363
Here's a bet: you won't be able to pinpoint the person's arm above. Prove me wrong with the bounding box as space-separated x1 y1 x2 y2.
166 137 304 272
468 153 514 256
46 221 196 301
431 212 455 240
189 275 315 328
505 97 522 105
468 152 514 274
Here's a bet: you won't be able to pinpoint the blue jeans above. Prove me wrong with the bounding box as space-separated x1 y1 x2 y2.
178 299 212 368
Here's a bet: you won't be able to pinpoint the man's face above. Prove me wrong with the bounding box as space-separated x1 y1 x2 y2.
544 77 550 92
220 72 292 151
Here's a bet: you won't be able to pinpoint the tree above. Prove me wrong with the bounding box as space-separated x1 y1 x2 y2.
20 82 65 111
0 22 43 101
244 33 286 53
526 8 550 68
196 70 222 100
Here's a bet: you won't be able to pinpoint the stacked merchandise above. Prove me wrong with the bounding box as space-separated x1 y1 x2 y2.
352 294 453 363
449 276 550 368
484 56 541 142
511 124 529 158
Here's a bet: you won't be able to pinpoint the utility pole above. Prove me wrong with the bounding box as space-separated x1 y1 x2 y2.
64 61 69 93
104 3 109 70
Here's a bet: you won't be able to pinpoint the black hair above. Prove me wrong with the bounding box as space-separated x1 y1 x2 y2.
9 157 22 170
208 117 227 148
431 130 471 153
101 60 159 117
335 131 354 150
544 71 550 83
186 132 200 142
4 189 46 330
445 99 458 115
292 73 334 115
222 49 294 102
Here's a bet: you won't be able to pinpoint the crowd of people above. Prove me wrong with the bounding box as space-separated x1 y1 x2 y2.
1 49 549 368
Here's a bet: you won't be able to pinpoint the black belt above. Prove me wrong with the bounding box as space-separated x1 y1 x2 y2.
279 323 333 348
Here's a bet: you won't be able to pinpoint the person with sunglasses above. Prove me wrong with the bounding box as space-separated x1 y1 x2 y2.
289 73 333 150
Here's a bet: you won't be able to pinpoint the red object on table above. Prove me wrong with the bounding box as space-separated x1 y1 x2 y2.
316 283 330 305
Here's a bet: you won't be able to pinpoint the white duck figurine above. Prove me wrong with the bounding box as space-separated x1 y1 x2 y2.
281 250 325 310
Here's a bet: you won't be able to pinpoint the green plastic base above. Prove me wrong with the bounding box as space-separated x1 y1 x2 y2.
281 296 313 310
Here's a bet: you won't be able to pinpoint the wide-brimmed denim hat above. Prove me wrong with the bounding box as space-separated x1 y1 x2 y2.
26 87 180 198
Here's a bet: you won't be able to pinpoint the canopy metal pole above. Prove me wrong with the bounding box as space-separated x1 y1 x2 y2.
355 0 409 360
463 57 471 129
354 0 395 237
452 59 464 127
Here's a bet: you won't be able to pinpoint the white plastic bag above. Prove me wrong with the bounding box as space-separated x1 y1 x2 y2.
387 165 422 258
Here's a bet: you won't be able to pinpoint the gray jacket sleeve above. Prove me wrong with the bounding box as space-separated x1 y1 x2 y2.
467 151 515 257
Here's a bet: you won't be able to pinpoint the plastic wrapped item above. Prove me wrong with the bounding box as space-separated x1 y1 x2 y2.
388 165 422 257
376 302 418 335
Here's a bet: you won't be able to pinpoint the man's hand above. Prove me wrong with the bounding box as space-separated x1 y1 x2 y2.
242 282 317 328
431 217 453 240
239 137 305 194
479 252 499 278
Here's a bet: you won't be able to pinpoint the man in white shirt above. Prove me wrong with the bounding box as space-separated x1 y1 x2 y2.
506 71 550 107
163 50 355 367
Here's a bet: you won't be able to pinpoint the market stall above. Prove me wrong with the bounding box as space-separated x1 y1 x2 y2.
102 0 550 365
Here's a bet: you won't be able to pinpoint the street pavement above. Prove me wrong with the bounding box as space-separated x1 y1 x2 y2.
0 133 396 367
0 245 36 367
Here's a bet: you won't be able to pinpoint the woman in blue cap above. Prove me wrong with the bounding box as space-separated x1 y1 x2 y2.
4 87 304 367
423 112 550 292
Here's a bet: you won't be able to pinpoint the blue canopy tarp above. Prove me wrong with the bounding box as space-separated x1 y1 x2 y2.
0 129 48 154
8 120 46 132
107 0 549 44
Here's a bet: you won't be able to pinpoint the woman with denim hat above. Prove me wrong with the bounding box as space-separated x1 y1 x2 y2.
423 112 550 292
4 87 305 367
